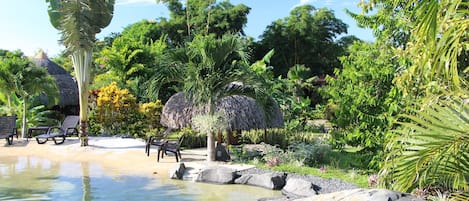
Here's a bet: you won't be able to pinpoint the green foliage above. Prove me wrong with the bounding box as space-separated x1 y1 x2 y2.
287 141 332 166
0 49 58 137
46 0 114 52
156 0 250 40
90 72 121 90
95 33 168 102
321 42 401 168
0 94 56 128
192 112 229 137
173 127 206 148
240 128 324 149
272 65 320 131
380 95 468 193
260 139 332 167
350 0 413 48
253 5 348 77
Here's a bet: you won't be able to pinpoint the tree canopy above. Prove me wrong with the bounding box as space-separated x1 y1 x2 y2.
253 5 348 77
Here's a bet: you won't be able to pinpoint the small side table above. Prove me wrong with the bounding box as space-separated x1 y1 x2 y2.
27 127 50 141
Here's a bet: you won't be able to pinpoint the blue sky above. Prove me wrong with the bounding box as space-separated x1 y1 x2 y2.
0 0 373 57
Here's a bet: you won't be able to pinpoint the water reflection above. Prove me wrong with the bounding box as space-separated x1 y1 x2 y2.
0 156 60 200
82 162 91 201
0 156 280 200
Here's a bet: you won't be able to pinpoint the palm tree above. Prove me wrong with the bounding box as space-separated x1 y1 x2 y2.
151 34 267 161
393 0 468 96
380 95 468 192
46 0 115 146
377 0 469 199
0 50 58 138
18 63 58 138
0 50 24 114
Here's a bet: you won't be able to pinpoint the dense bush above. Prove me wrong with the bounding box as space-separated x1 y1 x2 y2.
261 138 332 167
92 82 139 135
139 100 164 137
173 127 207 149
240 128 324 149
321 42 402 169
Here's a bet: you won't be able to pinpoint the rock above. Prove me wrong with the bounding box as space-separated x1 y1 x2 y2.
285 174 357 194
292 188 424 201
257 196 290 201
215 143 231 162
282 178 319 198
169 162 185 180
194 166 239 184
235 172 287 190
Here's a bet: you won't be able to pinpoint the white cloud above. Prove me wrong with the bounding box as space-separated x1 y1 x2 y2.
342 1 360 7
293 0 317 8
324 0 335 6
116 0 157 6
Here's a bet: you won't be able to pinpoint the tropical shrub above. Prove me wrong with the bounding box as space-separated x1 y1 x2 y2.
173 127 206 148
240 128 323 149
260 138 332 167
92 82 139 135
286 140 332 166
321 41 402 169
0 94 57 129
275 65 319 131
139 100 164 136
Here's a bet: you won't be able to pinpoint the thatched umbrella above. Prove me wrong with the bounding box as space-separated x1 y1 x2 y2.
32 51 79 107
160 92 283 131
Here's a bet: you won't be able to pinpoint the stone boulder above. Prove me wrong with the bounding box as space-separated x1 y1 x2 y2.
235 172 287 190
194 166 239 184
281 178 319 198
292 188 424 201
169 162 186 180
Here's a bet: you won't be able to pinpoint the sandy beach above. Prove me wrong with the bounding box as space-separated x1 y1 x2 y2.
0 137 252 179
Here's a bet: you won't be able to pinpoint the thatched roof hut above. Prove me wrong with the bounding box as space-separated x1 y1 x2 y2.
160 92 283 131
32 51 79 107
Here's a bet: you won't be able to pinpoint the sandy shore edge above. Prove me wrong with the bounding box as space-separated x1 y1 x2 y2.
0 137 253 179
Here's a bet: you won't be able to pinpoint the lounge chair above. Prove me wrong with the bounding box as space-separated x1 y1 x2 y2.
0 116 17 145
35 115 79 145
157 134 184 162
145 128 172 157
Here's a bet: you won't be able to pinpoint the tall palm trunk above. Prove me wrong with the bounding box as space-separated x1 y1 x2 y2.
71 49 92 146
7 95 12 115
206 101 216 161
82 162 91 201
21 96 27 138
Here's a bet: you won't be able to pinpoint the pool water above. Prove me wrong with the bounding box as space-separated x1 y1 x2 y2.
0 156 280 201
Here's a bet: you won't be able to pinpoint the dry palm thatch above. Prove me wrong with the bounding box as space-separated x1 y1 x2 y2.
161 92 283 131
32 51 79 107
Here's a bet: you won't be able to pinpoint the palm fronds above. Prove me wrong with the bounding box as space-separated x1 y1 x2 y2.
380 94 469 193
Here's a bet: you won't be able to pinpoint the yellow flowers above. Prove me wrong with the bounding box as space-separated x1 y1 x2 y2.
97 82 136 109
139 100 164 130
94 82 138 134
91 82 163 135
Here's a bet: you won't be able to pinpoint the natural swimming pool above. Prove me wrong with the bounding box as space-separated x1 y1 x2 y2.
0 156 281 200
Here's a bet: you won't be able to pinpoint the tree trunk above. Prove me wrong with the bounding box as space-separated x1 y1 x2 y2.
81 162 91 201
206 100 216 161
207 132 216 161
72 49 92 146
21 97 27 138
7 95 12 115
